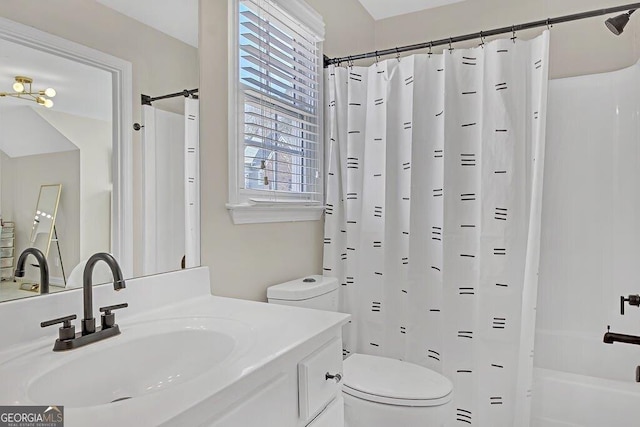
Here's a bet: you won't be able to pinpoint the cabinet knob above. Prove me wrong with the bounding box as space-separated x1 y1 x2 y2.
325 372 342 383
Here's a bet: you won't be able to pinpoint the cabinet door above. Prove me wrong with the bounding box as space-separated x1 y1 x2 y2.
306 396 344 427
210 374 293 427
298 337 343 422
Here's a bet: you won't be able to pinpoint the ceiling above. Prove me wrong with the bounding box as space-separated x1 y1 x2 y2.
93 0 461 40
357 0 467 20
95 0 198 48
0 38 112 122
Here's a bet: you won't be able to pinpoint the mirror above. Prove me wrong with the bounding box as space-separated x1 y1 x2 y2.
0 3 199 303
29 184 62 260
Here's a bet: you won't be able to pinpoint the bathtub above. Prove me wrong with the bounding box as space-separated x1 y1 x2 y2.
531 368 640 427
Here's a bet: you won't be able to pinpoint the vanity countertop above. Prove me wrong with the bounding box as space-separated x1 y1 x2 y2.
0 267 350 426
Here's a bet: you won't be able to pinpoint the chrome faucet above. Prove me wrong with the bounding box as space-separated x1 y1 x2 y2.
81 252 126 335
15 247 49 294
40 252 127 351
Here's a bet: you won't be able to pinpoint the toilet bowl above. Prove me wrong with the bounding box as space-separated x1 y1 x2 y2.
267 276 453 427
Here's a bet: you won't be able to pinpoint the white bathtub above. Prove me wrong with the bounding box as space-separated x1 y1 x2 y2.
531 368 640 427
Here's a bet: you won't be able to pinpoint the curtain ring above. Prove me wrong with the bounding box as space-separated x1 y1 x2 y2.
395 47 401 62
375 51 380 65
511 26 517 43
546 18 553 30
428 41 433 57
479 30 485 48
348 56 354 69
448 38 453 54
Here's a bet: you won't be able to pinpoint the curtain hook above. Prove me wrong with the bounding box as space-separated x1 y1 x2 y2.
428 41 433 57
375 51 380 66
511 25 517 43
395 47 401 62
546 18 553 30
348 56 354 69
479 30 485 48
448 38 453 54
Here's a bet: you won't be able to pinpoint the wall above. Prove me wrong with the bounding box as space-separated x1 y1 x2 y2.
199 0 375 301
0 0 199 277
373 0 640 79
535 64 640 382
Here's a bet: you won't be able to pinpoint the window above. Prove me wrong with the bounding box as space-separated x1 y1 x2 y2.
228 0 325 224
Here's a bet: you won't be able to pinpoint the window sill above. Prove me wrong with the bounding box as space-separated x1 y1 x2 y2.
226 203 325 225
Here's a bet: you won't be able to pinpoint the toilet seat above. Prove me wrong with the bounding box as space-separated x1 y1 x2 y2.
342 354 453 407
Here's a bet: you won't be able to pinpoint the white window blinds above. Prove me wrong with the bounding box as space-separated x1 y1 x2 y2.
237 0 323 203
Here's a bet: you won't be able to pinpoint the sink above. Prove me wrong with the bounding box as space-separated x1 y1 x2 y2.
1 317 251 408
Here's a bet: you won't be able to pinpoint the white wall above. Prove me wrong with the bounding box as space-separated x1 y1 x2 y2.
536 63 640 382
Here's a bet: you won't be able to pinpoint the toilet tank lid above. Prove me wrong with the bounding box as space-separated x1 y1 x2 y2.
267 275 338 301
343 354 453 402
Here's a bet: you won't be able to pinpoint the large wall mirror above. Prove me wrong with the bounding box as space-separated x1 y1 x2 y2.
0 2 199 303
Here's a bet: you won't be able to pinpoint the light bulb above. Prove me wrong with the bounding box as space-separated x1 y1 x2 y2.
44 88 56 97
43 99 54 108
12 82 24 92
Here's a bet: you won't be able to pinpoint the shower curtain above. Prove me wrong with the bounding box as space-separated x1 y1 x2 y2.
323 32 549 426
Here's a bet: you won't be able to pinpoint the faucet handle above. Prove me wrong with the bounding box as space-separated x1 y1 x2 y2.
99 303 128 329
41 314 77 341
620 295 640 315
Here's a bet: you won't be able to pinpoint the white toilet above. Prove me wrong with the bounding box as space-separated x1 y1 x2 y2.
267 275 453 427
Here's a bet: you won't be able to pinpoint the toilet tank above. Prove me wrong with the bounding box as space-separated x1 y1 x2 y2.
267 275 339 312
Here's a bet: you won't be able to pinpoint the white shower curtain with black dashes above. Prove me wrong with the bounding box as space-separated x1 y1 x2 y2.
323 31 549 426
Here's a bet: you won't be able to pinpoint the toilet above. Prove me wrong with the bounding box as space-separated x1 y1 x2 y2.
267 275 453 427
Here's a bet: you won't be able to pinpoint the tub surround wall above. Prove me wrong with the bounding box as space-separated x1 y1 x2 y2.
536 63 640 383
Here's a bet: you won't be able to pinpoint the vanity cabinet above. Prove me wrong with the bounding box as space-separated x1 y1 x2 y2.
204 331 345 427
0 267 349 427
0 222 15 281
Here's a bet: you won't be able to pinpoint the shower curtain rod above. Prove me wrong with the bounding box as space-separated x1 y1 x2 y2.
141 88 199 106
323 2 640 67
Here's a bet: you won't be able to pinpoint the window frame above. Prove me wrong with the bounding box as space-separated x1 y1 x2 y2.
227 0 325 224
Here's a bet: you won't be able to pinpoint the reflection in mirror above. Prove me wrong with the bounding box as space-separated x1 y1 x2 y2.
23 184 64 291
0 4 199 303
29 184 62 261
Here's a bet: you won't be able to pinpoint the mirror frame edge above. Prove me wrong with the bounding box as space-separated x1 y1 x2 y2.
0 16 134 278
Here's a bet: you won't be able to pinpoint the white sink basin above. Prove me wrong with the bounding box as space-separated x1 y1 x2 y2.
1 316 251 408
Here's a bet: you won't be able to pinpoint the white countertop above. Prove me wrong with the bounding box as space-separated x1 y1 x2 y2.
0 267 349 426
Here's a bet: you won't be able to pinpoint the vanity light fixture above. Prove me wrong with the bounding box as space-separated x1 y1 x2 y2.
0 76 56 108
